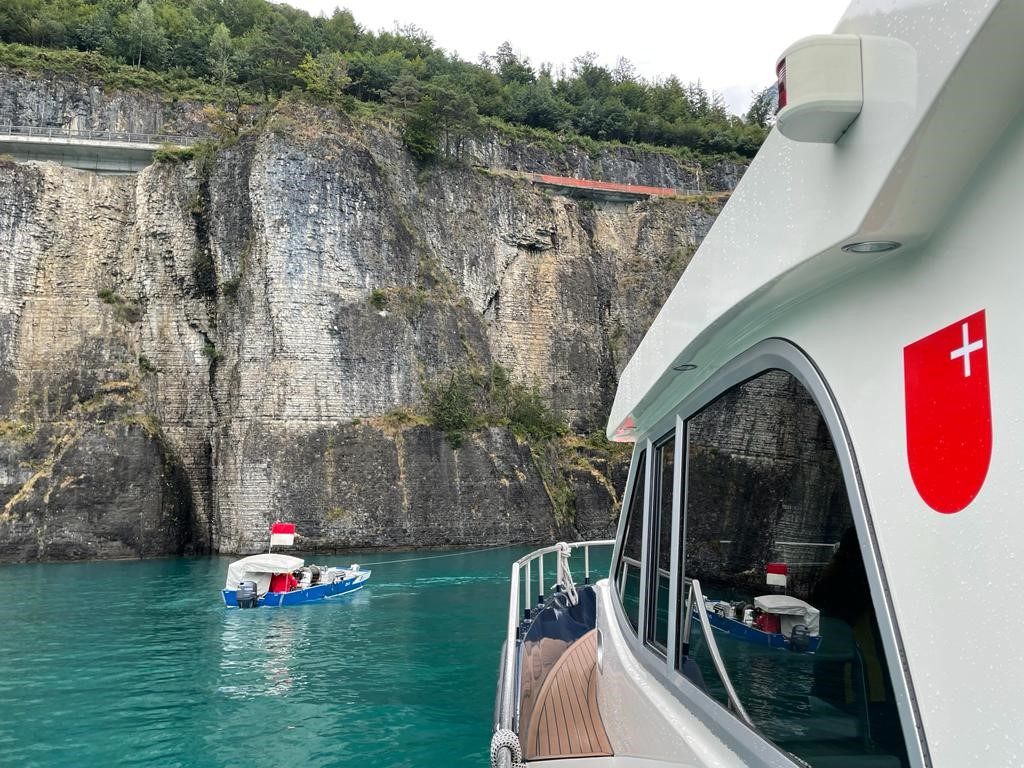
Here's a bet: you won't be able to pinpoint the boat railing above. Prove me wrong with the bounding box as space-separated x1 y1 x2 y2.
680 577 753 727
617 554 641 599
494 539 614 767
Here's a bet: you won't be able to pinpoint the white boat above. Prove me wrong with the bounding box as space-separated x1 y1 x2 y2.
491 2 1024 766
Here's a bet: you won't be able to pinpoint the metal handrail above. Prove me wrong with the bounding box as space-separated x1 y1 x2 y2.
495 539 615 749
686 578 754 727
0 123 202 146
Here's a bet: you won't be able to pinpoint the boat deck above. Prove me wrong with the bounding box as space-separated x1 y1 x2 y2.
521 629 613 761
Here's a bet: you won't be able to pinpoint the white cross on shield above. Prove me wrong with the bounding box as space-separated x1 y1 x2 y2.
903 310 992 513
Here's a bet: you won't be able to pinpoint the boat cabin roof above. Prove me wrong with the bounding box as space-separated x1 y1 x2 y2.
225 554 304 590
608 0 1021 441
753 595 820 634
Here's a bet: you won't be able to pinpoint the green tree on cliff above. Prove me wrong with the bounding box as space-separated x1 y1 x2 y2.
125 0 165 68
294 50 352 104
493 41 535 86
401 86 478 162
208 22 234 91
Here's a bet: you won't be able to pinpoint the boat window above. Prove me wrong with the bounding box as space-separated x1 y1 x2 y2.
675 370 909 768
644 433 674 655
615 449 646 633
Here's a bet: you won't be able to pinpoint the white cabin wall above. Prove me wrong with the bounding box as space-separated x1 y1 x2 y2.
763 107 1024 766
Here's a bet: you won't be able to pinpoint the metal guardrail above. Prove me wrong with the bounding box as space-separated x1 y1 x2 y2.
683 578 754 727
494 539 614 767
0 124 200 146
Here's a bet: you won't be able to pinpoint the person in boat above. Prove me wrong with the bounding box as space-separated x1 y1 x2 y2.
752 607 781 634
268 571 299 593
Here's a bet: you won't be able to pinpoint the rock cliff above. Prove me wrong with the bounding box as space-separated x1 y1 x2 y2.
0 85 727 561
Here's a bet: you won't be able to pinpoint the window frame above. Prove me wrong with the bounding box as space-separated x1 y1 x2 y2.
607 337 926 768
611 444 648 634
643 429 676 656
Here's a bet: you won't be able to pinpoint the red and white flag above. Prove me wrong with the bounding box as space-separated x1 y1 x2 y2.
903 310 992 514
269 522 296 547
766 562 788 587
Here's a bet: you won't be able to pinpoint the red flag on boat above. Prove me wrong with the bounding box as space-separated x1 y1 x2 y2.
269 522 296 547
903 310 992 514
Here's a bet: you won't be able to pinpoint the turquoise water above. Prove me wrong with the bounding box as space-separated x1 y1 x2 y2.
0 546 607 768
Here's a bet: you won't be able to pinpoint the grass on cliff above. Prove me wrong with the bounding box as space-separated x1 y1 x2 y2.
424 364 565 449
96 288 141 323
363 364 619 528
0 419 35 440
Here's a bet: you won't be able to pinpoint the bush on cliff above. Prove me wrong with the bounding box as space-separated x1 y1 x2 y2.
424 370 478 447
424 364 565 448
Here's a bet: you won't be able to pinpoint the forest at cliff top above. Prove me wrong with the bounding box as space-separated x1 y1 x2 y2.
0 0 772 160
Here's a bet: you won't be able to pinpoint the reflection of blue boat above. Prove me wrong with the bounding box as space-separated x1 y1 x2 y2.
701 594 822 653
221 553 371 608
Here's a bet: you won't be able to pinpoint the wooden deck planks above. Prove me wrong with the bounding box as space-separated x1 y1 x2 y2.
522 629 613 761
560 650 589 752
518 636 569 752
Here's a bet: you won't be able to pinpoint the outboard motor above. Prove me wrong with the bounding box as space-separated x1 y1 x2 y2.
789 623 810 652
309 564 321 585
236 580 259 609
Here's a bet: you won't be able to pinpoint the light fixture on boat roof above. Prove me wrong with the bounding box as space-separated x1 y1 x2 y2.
672 363 698 372
776 34 863 143
841 240 902 254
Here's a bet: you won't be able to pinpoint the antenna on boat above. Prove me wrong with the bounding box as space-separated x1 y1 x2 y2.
268 521 296 553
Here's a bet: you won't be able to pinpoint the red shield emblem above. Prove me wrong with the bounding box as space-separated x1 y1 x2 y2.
903 310 992 513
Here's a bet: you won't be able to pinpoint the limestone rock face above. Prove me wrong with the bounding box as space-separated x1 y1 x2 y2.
219 423 552 554
462 131 746 193
0 421 190 561
0 69 212 136
0 101 726 561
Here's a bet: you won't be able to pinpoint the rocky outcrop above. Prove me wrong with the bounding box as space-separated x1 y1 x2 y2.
220 423 553 553
0 68 214 136
463 132 745 193
0 418 191 561
0 100 725 561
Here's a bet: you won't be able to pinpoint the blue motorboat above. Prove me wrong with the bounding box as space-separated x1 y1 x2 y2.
701 594 822 653
221 553 371 607
222 522 370 607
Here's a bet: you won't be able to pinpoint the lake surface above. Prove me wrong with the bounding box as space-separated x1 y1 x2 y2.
0 545 608 768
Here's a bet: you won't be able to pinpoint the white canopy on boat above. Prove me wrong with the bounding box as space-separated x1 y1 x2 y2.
225 554 305 592
754 594 820 637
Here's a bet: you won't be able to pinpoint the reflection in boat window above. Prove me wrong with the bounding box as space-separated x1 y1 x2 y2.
645 433 674 655
615 450 645 633
677 370 909 768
